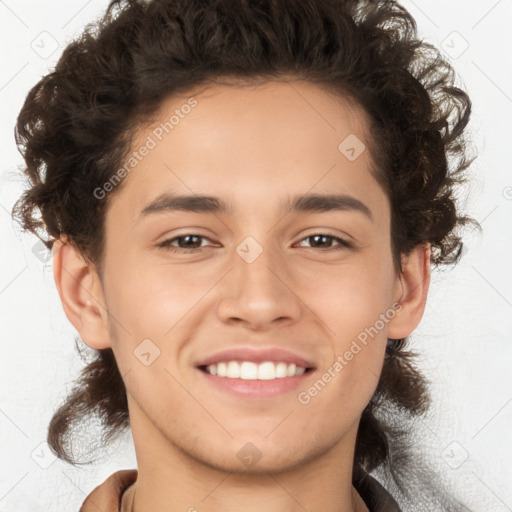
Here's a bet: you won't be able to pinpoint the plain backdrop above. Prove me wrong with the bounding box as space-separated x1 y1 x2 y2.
1 0 511 510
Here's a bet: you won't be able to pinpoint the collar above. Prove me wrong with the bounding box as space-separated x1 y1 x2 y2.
354 472 402 512
79 469 401 512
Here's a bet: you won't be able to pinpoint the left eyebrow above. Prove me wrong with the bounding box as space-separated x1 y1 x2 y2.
140 192 373 222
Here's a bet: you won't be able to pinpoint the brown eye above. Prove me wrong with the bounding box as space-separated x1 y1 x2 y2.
159 234 212 251
296 234 352 250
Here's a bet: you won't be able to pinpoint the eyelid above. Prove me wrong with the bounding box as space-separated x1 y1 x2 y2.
293 231 353 250
158 231 354 252
157 232 216 249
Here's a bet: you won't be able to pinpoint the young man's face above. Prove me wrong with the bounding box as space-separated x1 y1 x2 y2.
68 79 427 474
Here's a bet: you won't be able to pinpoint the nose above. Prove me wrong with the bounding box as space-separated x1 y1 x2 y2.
216 239 303 331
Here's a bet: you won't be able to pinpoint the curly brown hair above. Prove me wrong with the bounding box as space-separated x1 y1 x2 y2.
13 0 476 508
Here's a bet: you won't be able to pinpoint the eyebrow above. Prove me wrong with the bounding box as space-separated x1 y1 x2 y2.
140 193 373 221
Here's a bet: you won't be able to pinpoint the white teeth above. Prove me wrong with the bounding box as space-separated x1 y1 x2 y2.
204 361 308 380
226 361 240 378
258 361 275 380
240 362 258 380
217 362 227 377
275 362 288 378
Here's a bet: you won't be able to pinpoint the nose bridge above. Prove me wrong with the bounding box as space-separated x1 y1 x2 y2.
235 234 285 299
216 234 302 327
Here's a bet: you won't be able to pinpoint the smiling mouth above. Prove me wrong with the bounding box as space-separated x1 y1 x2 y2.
198 361 315 380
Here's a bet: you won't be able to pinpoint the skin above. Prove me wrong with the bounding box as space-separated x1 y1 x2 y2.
53 79 430 512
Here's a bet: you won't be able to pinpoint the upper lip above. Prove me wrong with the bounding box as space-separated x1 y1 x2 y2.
195 346 316 369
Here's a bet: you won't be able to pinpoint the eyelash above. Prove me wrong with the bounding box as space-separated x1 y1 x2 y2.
158 233 353 253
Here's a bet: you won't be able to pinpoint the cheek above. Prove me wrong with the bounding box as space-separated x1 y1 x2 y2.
303 254 395 401
101 255 220 378
295 255 396 339
102 254 195 331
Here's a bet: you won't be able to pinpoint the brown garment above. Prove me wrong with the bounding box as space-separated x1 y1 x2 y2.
79 470 137 512
79 469 401 512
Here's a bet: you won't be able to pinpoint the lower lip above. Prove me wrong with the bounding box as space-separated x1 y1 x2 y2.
197 368 314 398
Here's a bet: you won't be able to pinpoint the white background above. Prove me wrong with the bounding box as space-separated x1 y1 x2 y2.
1 0 511 510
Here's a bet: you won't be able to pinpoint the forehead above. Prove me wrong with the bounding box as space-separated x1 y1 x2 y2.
106 79 388 224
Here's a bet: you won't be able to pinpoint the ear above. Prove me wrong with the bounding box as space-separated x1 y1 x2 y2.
52 238 112 350
387 243 431 340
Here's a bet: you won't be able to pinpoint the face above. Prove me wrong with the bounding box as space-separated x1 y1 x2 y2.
97 79 404 473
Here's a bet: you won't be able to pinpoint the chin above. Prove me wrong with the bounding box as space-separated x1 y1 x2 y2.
180 434 330 476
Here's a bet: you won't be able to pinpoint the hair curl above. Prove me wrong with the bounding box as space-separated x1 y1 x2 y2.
13 0 476 508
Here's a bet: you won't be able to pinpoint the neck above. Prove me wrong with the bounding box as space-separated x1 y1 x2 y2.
130 459 368 512
127 404 368 512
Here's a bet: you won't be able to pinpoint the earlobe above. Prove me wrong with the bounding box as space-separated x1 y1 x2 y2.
387 243 431 340
52 238 112 350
